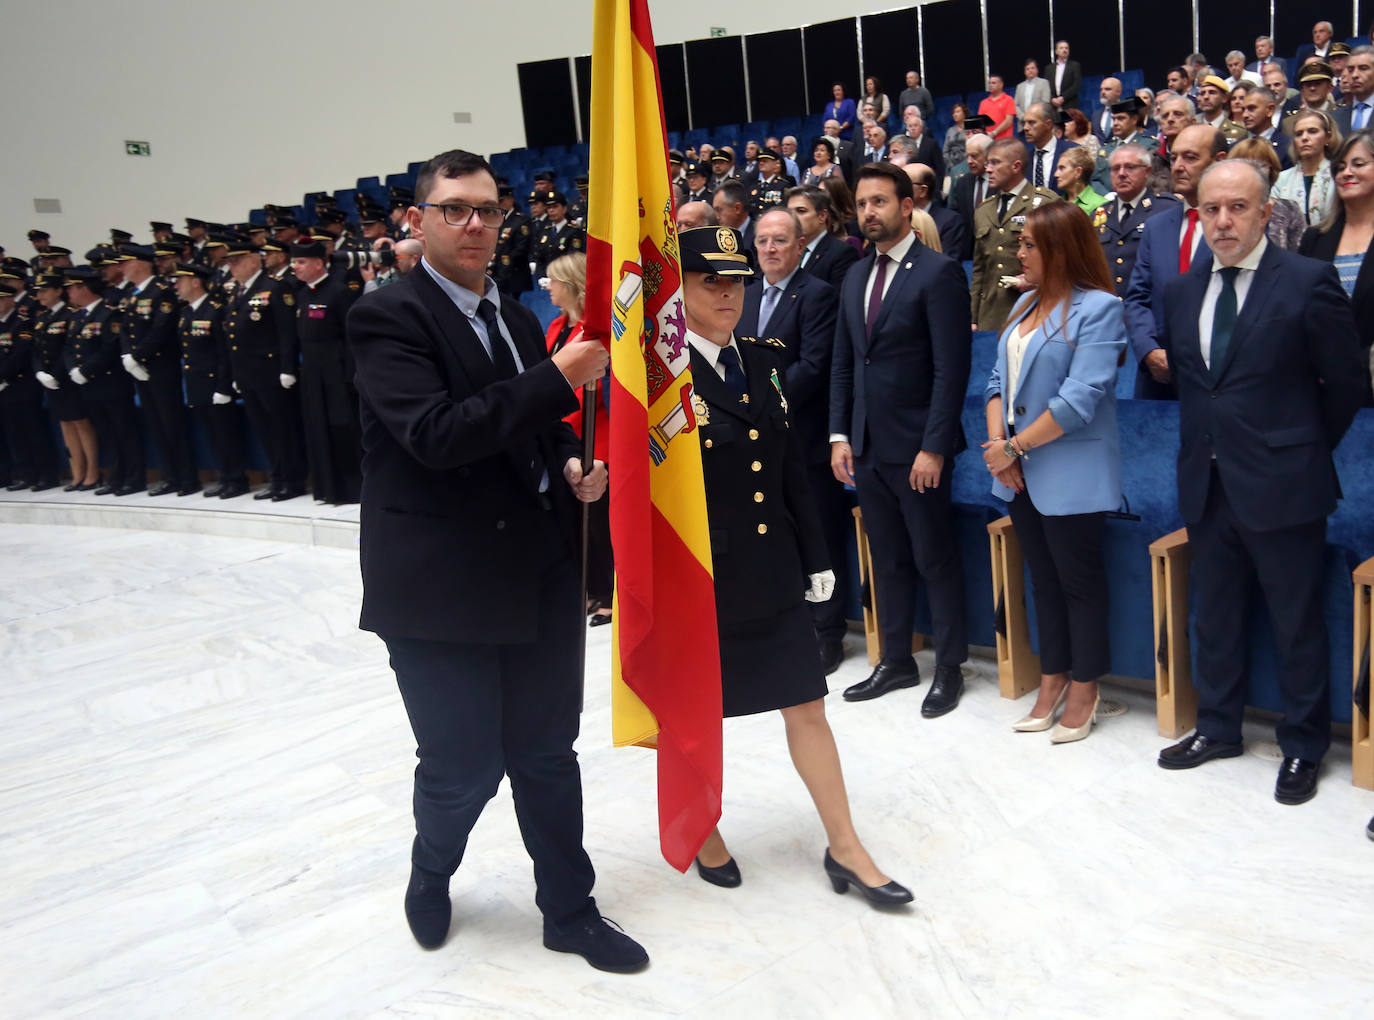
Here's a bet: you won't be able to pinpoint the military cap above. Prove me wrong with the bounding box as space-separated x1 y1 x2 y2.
63 266 102 288
684 159 707 178
528 189 552 205
497 184 515 199
711 146 735 164
1299 61 1335 84
358 209 385 225
310 192 339 208
546 191 568 207
308 231 334 244
316 207 347 225
388 185 414 208
260 239 287 254
27 229 50 241
532 166 557 182
153 240 183 257
963 114 992 132
85 245 121 266
203 234 231 250
185 217 207 229
42 245 72 257
263 203 294 214
119 243 157 262
1198 74 1230 93
575 172 589 187
0 269 22 283
668 149 684 165
149 220 172 233
34 272 65 290
0 284 18 299
1330 42 1353 58
172 262 214 280
677 226 755 278
290 240 327 259
756 148 781 163
223 237 259 257
166 232 193 246
110 228 134 243
2 256 29 276
273 216 299 230
1110 97 1147 116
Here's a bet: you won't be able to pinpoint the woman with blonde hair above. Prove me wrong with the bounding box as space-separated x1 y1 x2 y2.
1275 109 1341 226
1055 147 1106 215
909 207 943 253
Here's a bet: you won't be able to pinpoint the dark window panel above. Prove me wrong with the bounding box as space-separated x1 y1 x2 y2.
922 0 986 97
859 8 920 116
804 17 861 114
517 58 577 149
575 55 591 143
686 36 747 131
1199 0 1271 71
746 29 807 123
1123 0 1195 89
657 43 690 133
987 0 1051 86
1051 0 1120 76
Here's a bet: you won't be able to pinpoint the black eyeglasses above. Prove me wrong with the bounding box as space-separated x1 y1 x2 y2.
416 202 504 229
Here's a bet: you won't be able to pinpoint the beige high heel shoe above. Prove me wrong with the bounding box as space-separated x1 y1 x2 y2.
1050 694 1100 744
1011 683 1069 732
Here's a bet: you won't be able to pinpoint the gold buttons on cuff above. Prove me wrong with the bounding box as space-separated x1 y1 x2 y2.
749 428 759 440
753 491 764 503
757 523 767 534
750 460 761 472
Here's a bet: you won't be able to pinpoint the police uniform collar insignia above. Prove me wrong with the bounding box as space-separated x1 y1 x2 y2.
1143 197 1152 208
692 393 710 425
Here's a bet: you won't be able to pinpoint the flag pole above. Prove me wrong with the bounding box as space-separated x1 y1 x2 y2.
577 378 598 709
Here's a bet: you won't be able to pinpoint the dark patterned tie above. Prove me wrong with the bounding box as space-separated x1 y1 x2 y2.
866 254 891 338
718 344 748 401
1209 267 1240 374
476 299 518 379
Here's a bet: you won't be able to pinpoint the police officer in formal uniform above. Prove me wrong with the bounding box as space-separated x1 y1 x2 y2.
153 240 183 286
118 243 199 496
684 159 713 202
1093 142 1179 296
26 229 52 272
262 239 293 284
0 282 60 491
63 266 145 495
173 262 248 499
531 193 586 280
31 271 100 490
971 137 1061 330
669 149 687 188
492 184 534 297
747 149 796 218
388 185 414 239
221 240 307 501
710 146 739 188
569 172 589 227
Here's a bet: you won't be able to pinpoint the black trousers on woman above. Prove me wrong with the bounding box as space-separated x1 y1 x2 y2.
1007 489 1110 683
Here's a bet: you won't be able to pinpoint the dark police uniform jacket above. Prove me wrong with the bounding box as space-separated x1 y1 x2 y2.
32 303 73 381
295 273 361 427
747 173 797 218
67 300 132 399
178 296 231 408
1094 189 1179 296
223 270 297 391
492 208 534 296
531 221 586 279
120 278 181 378
691 335 828 623
0 311 37 402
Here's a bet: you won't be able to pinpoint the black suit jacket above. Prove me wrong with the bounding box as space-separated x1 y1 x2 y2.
1161 244 1364 530
1300 215 1374 360
346 266 581 642
737 269 839 463
1049 59 1081 108
829 236 971 462
927 204 967 262
947 173 987 261
800 232 861 292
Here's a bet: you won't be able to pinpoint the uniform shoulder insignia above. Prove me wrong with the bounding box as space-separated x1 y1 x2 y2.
763 337 785 348
282 291 295 306
210 299 224 309
348 280 361 291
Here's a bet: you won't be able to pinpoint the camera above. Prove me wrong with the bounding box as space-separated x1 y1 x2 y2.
331 249 395 269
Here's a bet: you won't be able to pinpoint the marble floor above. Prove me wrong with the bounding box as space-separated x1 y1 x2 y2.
2 517 1373 1019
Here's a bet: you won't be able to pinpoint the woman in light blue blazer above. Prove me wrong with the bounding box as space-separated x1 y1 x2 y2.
982 202 1126 744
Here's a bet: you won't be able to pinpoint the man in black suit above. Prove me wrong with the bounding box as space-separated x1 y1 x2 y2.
906 164 966 258
1155 161 1365 805
1022 102 1077 194
1332 45 1374 136
737 207 847 672
1048 39 1081 111
891 106 947 191
947 134 993 262
1239 87 1292 170
787 186 860 290
345 149 647 971
829 162 972 717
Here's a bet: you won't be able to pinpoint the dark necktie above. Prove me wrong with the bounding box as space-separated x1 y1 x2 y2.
1034 150 1047 188
866 253 891 338
975 178 985 206
1209 267 1240 373
997 194 1011 221
717 344 748 401
476 299 518 379
1119 200 1132 228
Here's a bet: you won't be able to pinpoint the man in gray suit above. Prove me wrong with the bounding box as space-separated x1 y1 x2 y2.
1015 59 1052 135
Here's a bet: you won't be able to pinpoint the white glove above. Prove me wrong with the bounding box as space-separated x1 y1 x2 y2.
122 354 150 381
279 373 297 389
233 382 241 394
212 392 232 405
804 569 836 604
0 381 7 393
70 367 88 385
36 371 58 390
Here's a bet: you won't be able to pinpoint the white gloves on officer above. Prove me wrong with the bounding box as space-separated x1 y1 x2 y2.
804 569 836 603
0 381 7 393
69 367 88 385
279 373 296 389
35 371 58 390
122 354 150 381
212 392 232 405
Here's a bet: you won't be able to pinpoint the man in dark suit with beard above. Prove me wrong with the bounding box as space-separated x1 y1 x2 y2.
786 186 860 291
1155 160 1364 806
829 162 972 718
345 149 647 972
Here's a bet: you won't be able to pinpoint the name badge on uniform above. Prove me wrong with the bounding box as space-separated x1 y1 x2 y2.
307 304 327 319
1011 215 1027 227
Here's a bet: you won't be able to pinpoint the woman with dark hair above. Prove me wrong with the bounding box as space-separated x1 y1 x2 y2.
1061 108 1101 160
676 225 911 907
981 202 1126 743
825 83 857 141
1300 129 1374 397
943 103 969 173
862 75 891 127
30 272 100 489
1228 139 1306 249
803 137 843 185
1275 109 1340 226
818 176 866 253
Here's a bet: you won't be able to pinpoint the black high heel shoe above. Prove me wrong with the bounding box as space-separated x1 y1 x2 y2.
694 856 742 888
823 850 912 907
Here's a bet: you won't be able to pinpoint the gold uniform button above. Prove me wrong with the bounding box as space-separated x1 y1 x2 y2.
704 438 713 448
753 491 764 503
996 245 1003 252
757 523 767 535
748 428 759 440
750 460 761 472
1117 239 1125 246
1116 276 1123 283
1116 257 1124 264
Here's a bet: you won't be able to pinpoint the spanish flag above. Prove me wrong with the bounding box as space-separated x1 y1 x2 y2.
584 0 723 873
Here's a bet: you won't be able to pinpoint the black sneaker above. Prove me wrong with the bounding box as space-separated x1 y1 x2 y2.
543 911 649 973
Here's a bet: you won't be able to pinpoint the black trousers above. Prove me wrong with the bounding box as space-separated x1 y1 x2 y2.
84 385 144 487
0 389 60 483
241 382 306 491
853 454 967 666
192 402 247 484
806 460 854 643
1007 490 1110 683
137 368 196 489
380 524 596 925
1191 465 1331 761
585 489 614 605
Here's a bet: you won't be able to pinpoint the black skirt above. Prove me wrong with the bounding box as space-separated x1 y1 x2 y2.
46 385 87 423
719 601 828 718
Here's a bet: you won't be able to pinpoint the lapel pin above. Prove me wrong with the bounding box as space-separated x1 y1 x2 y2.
904 262 912 270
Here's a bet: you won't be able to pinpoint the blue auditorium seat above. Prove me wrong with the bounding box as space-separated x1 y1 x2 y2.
743 120 770 141
385 172 416 192
249 208 268 226
772 116 802 140
332 189 358 216
407 161 425 176
519 288 560 332
355 176 386 208
667 131 683 150
1117 69 1145 95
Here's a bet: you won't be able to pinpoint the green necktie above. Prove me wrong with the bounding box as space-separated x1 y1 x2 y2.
1210 267 1240 374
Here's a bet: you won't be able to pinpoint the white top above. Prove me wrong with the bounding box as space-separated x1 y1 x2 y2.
1199 238 1267 369
685 328 743 382
1006 317 1040 427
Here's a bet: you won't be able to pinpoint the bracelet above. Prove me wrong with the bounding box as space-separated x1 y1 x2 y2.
988 435 1006 442
1010 437 1027 459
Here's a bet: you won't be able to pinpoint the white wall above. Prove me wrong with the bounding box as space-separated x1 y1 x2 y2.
0 0 933 251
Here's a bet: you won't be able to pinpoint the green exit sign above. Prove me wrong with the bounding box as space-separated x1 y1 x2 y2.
709 26 726 38
125 140 151 156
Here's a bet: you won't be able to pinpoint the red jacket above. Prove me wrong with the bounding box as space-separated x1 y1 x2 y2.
545 313 610 464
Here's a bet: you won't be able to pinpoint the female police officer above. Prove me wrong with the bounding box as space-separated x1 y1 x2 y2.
677 225 911 908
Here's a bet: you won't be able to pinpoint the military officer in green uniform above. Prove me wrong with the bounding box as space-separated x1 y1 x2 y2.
971 137 1060 330
1195 75 1248 142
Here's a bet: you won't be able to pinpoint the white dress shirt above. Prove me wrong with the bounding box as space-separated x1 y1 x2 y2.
1177 203 1204 262
1199 238 1267 369
686 328 743 381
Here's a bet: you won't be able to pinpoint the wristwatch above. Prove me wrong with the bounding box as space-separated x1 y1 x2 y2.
1004 438 1024 459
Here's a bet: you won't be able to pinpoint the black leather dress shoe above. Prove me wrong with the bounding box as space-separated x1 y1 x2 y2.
1157 733 1243 770
1275 757 1320 805
6 479 32 492
694 856 741 888
921 664 964 718
588 612 613 627
218 480 249 499
271 487 305 502
823 850 913 907
114 484 145 497
148 481 177 496
404 864 451 950
1366 816 1374 842
842 658 919 702
543 910 649 973
204 484 223 498
31 480 59 493
819 640 844 675
93 484 115 496
177 484 202 497
252 488 278 500
64 483 81 492
76 481 99 491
